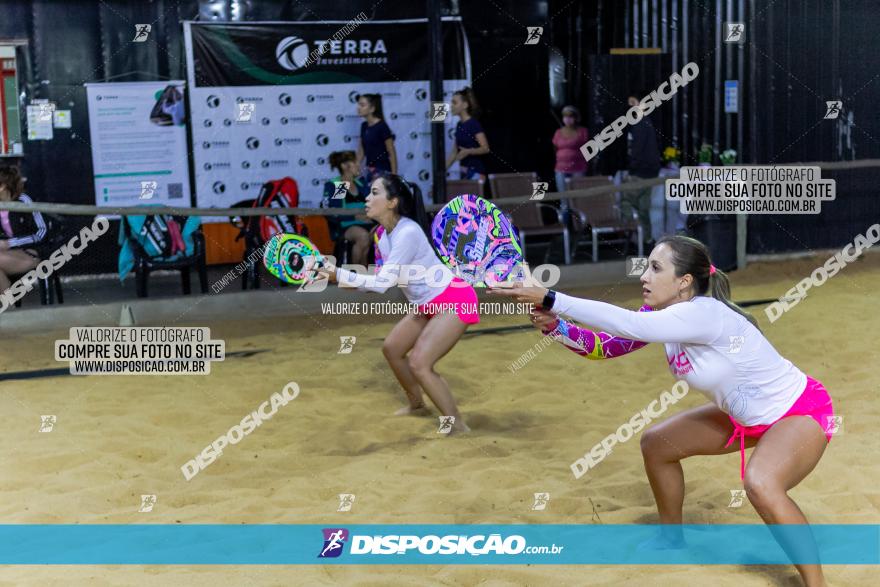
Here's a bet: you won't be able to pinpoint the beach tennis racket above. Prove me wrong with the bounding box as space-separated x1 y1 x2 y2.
431 194 524 287
262 233 324 285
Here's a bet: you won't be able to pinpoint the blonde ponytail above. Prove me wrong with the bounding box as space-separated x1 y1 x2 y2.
656 235 761 332
709 266 761 332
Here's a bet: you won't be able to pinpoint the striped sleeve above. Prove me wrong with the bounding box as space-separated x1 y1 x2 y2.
542 305 653 360
5 194 48 248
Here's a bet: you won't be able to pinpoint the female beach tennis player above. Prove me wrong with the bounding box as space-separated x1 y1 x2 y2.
310 174 478 434
489 235 834 587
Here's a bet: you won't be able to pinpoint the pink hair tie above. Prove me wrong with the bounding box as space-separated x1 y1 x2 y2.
709 264 717 275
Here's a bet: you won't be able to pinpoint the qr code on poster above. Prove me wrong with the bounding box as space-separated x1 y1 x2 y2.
168 183 183 199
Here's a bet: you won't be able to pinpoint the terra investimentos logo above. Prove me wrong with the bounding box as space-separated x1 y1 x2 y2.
275 36 311 71
276 32 387 72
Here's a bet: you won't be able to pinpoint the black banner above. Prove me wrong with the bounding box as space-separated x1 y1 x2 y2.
189 19 468 87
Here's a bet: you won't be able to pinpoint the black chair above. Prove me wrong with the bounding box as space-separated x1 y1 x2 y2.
10 267 64 307
31 241 64 305
240 237 263 290
121 215 208 298
327 213 363 266
231 199 307 291
9 221 68 307
333 238 356 265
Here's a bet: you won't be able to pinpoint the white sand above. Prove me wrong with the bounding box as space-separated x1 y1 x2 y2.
0 253 877 586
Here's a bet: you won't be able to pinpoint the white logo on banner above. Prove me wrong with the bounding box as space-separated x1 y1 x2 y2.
276 37 311 71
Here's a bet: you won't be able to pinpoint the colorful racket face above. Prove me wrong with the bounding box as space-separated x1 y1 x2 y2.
431 194 525 287
263 233 323 285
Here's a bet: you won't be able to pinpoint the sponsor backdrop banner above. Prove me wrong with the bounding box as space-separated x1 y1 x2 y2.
183 18 471 212
85 82 192 207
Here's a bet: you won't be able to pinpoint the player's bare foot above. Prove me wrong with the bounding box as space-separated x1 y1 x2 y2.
445 421 471 436
395 404 431 416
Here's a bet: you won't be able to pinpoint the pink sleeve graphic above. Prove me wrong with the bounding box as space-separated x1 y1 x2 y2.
542 304 653 360
373 224 385 271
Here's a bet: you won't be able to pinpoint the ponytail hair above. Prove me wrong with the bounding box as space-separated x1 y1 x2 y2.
655 235 761 332
380 174 429 236
454 86 481 118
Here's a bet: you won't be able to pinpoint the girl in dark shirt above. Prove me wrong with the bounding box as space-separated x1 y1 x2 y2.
322 151 373 265
0 166 44 296
356 94 397 183
445 87 490 181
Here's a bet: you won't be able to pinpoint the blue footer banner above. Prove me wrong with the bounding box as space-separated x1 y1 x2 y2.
0 525 877 564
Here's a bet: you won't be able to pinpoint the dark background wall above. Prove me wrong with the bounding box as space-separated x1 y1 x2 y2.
0 0 877 275
549 0 880 253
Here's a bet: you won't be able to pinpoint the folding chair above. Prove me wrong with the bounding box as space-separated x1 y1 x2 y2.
566 176 643 262
490 172 571 265
445 178 485 201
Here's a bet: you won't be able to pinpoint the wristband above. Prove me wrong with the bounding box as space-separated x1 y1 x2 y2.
541 289 556 310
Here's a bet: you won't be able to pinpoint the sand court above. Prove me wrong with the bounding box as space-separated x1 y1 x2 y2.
0 253 877 585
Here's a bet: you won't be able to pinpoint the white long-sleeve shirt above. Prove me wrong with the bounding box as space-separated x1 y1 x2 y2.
335 216 453 306
552 293 806 426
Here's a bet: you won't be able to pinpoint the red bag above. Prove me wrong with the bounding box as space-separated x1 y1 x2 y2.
252 177 306 243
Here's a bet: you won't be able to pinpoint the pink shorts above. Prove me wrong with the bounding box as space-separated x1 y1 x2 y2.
725 376 835 480
417 277 480 325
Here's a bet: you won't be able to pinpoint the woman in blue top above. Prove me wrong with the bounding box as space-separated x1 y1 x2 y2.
446 87 490 181
356 94 397 183
322 151 373 266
